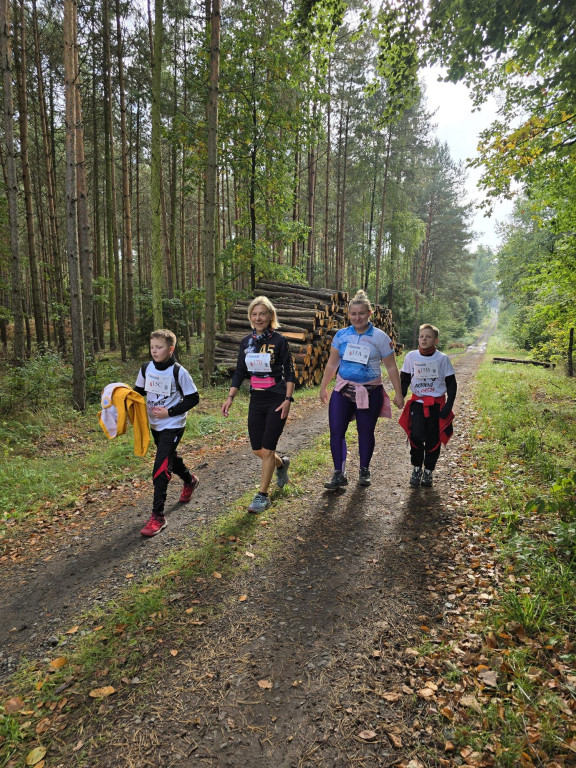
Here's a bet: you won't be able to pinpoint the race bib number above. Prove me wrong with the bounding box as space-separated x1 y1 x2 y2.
414 361 439 379
145 370 172 395
245 352 272 372
342 343 370 365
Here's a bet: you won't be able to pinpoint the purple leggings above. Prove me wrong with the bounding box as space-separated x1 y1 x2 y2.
328 386 384 472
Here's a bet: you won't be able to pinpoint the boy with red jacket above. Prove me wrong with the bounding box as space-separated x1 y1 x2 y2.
399 324 457 488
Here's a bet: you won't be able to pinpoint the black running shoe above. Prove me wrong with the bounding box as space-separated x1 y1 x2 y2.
324 471 348 490
358 467 371 486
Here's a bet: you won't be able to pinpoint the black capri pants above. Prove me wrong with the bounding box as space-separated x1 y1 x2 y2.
247 389 287 451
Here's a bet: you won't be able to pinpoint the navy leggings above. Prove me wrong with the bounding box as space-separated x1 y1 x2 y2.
328 386 384 472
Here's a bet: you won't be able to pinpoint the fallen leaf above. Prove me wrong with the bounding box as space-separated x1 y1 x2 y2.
88 686 116 698
50 657 68 670
213 572 222 579
388 732 402 748
358 730 377 741
25 747 47 766
35 717 51 734
185 607 195 614
381 692 402 702
245 551 255 558
4 696 24 713
125 573 134 579
478 669 498 687
65 626 79 635
418 687 436 698
238 595 248 602
257 679 273 689
170 649 179 657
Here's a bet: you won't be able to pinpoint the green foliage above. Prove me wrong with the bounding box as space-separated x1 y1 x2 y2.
0 352 71 414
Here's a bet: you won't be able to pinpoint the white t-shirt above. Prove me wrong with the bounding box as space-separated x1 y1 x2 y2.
135 362 197 430
401 349 455 400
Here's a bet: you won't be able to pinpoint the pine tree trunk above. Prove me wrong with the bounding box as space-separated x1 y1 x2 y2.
32 0 65 353
150 0 164 327
115 0 135 331
1 0 25 363
74 15 94 359
15 0 44 350
201 0 220 386
375 129 391 304
64 0 86 409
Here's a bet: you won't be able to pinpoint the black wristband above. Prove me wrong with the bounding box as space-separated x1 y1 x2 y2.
285 396 294 402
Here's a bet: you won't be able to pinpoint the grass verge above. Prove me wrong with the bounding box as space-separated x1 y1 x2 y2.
419 331 576 767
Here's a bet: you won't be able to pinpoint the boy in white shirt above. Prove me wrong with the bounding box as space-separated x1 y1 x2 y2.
399 324 457 488
134 329 200 536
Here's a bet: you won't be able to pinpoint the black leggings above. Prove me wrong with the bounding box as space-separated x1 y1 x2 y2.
151 427 192 515
247 390 287 451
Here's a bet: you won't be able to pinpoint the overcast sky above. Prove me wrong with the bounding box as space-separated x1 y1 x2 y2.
421 67 513 252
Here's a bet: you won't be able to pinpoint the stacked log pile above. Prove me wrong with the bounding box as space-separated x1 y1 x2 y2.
202 280 398 387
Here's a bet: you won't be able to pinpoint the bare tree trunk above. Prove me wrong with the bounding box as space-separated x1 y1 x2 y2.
306 98 318 284
150 0 164 327
375 129 391 304
73 12 94 359
568 328 574 377
322 59 331 287
412 195 434 348
115 0 135 332
103 0 117 348
15 0 44 350
291 140 300 268
1 0 25 363
32 0 65 353
201 0 220 386
64 0 86 409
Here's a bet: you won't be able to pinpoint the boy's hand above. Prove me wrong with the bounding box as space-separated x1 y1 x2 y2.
221 397 233 417
151 406 169 418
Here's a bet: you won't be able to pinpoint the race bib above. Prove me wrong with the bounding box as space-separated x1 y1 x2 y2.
414 361 439 379
145 370 172 395
342 343 370 365
245 352 272 373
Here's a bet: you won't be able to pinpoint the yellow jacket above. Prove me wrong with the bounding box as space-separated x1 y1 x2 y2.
98 382 150 457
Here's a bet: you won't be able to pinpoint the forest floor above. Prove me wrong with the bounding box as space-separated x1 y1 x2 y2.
0 329 534 768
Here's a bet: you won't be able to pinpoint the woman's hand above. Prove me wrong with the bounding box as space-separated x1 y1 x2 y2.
221 396 233 417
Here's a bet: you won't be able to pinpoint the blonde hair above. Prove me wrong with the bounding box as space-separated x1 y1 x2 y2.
151 328 177 347
348 289 373 313
419 323 439 339
247 296 279 329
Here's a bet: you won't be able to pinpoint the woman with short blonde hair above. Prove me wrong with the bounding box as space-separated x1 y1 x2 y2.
222 296 295 513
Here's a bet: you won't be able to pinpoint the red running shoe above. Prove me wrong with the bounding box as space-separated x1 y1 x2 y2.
179 474 199 503
140 515 167 537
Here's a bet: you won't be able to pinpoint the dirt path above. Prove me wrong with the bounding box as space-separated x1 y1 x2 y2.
1 338 488 767
0 398 330 679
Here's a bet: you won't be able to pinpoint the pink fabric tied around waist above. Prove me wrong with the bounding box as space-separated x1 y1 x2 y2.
334 374 392 418
251 376 276 389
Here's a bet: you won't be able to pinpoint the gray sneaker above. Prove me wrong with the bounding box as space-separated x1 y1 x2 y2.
276 456 290 488
409 466 423 488
248 492 271 513
324 471 348 490
421 469 433 487
358 467 371 486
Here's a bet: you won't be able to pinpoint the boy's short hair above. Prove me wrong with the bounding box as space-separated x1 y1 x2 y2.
150 328 177 347
247 296 280 329
419 323 439 339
